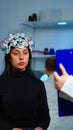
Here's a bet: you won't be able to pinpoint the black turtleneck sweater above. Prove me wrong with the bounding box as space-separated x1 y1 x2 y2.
0 70 50 130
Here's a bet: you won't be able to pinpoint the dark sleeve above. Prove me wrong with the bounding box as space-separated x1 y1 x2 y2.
0 97 13 130
0 79 13 130
37 82 51 130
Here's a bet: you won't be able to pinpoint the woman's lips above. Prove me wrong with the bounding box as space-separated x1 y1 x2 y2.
18 62 24 66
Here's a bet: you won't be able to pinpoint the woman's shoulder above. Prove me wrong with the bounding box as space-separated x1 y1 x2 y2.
31 72 42 81
31 74 45 86
0 78 8 95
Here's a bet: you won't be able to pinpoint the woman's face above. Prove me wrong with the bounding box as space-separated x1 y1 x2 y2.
10 47 29 71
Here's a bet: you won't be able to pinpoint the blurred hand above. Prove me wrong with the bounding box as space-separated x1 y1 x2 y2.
53 63 69 90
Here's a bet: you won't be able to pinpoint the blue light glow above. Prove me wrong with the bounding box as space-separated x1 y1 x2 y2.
57 22 67 25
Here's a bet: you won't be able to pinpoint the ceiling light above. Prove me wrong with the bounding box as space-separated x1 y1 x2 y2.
57 22 67 25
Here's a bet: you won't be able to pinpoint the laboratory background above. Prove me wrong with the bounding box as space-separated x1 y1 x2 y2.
1 1 73 130
0 0 73 73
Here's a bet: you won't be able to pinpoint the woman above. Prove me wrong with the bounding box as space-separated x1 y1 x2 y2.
0 33 50 130
54 63 73 98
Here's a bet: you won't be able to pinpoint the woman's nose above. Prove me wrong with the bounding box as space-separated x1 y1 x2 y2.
19 53 24 59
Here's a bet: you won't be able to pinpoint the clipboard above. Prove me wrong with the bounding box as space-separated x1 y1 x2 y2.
56 49 73 116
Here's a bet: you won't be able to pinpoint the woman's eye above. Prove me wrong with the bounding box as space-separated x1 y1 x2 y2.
23 51 28 54
14 52 19 55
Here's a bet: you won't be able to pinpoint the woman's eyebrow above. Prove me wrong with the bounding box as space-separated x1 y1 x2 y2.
13 48 28 52
12 50 19 52
23 48 28 52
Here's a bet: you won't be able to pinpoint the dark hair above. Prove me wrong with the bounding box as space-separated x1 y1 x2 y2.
45 56 56 72
0 46 34 79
